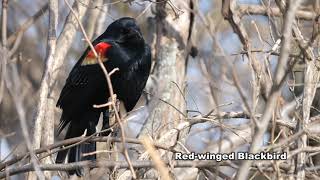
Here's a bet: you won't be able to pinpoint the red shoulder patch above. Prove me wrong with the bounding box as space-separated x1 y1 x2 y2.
82 42 112 65
86 42 111 58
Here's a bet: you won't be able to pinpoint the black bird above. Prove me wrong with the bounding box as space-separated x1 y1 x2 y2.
55 17 151 175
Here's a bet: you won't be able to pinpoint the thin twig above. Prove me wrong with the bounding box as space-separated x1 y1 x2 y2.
0 160 229 179
7 3 49 46
63 0 136 178
235 0 304 179
0 135 181 170
141 137 171 180
29 0 58 179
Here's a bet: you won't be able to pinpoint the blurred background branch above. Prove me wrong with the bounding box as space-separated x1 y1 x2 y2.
1 0 320 179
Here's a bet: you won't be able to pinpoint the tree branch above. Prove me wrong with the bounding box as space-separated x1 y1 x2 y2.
236 0 303 179
32 0 89 158
238 4 317 20
28 1 58 179
7 3 48 46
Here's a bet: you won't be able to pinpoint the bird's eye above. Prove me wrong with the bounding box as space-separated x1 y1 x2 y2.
121 28 129 34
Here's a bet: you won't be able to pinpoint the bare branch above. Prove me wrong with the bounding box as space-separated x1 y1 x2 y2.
238 4 317 20
236 0 304 179
0 160 230 179
141 137 172 180
32 0 89 157
7 3 48 46
28 1 58 179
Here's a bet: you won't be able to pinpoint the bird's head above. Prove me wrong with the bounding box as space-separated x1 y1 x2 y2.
104 17 144 47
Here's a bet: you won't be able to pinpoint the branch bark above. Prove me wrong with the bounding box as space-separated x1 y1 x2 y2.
85 0 103 40
235 0 303 179
0 160 228 179
29 0 58 179
32 0 89 154
238 4 317 20
296 19 320 180
7 3 48 46
1 1 45 180
139 0 189 140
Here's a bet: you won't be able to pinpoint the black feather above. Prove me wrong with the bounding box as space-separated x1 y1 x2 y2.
55 17 151 176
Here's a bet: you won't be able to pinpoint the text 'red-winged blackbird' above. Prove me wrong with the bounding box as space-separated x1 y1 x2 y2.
55 17 151 175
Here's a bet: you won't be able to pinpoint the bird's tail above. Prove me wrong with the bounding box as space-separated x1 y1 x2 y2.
67 142 96 176
56 121 97 176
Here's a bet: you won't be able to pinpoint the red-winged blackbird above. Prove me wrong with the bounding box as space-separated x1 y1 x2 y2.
55 17 151 175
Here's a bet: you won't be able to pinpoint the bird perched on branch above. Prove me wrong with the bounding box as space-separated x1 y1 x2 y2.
55 17 151 176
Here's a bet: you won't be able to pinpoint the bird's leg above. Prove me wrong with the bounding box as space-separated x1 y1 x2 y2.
101 94 118 136
109 94 118 115
115 99 120 113
101 109 111 136
101 96 121 137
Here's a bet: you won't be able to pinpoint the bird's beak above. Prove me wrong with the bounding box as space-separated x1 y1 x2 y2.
128 28 140 36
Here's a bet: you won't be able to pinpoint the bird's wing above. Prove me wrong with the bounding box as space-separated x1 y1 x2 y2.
56 46 91 109
57 39 115 107
56 66 90 134
56 40 113 134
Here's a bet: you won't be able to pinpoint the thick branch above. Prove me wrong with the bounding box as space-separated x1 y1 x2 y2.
236 0 304 179
32 0 89 153
238 4 317 20
0 160 227 179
